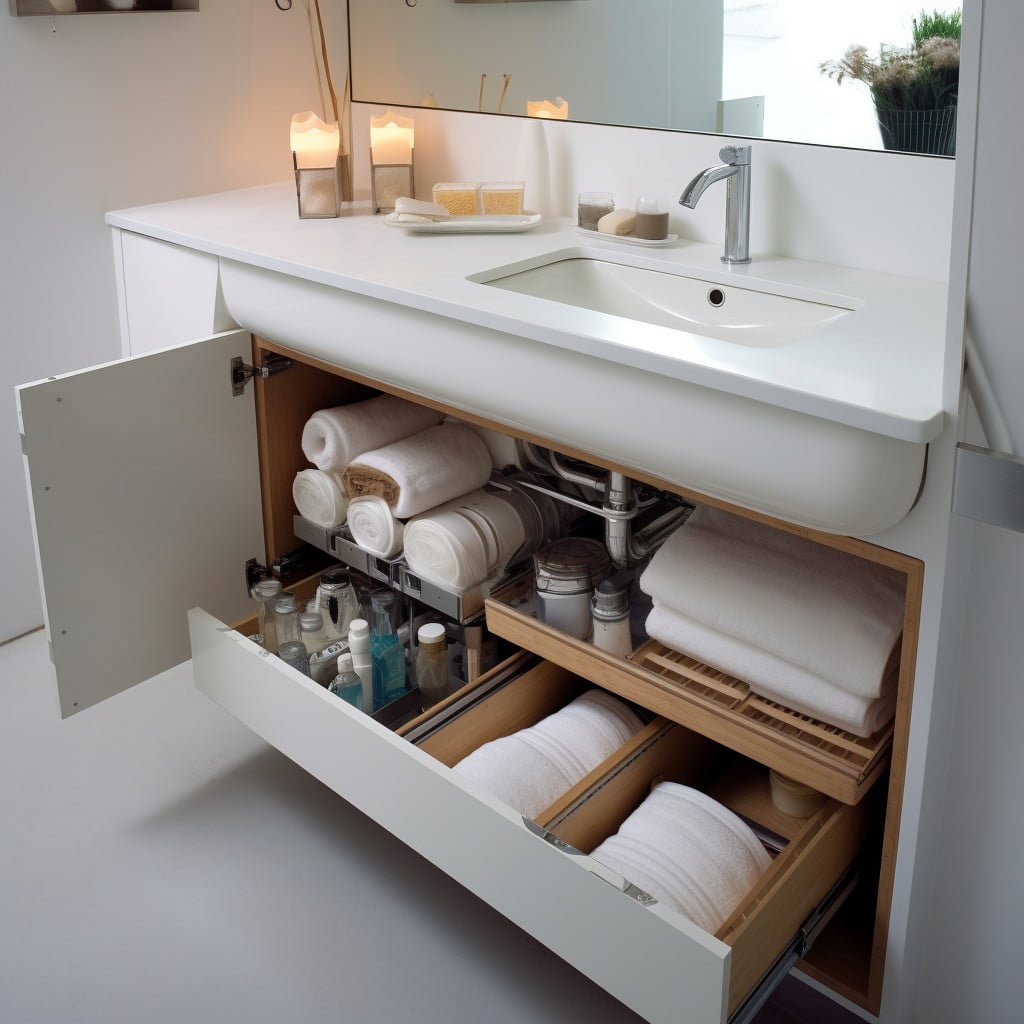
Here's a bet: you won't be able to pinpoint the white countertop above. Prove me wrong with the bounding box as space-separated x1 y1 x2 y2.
108 182 948 443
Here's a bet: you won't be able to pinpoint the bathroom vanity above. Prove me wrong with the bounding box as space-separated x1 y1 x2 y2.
18 183 960 1023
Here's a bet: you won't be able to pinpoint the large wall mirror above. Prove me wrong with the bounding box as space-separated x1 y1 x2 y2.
349 0 962 156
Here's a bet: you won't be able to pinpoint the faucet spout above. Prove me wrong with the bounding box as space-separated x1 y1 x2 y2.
678 144 752 265
679 162 738 208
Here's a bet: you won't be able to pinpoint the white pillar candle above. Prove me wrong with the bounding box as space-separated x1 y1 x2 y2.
290 112 340 170
370 109 415 165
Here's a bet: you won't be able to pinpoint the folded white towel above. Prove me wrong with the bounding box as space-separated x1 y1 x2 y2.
589 782 772 933
300 395 441 473
646 602 897 737
404 508 492 590
342 423 493 519
292 469 349 529
452 690 643 819
347 496 405 559
640 506 904 700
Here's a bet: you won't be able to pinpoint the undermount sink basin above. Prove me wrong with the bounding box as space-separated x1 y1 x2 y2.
470 250 855 347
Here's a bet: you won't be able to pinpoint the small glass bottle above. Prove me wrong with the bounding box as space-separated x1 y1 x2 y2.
252 578 283 653
278 639 311 677
370 589 407 712
272 594 302 649
591 577 632 658
313 568 362 644
415 622 450 710
328 652 363 709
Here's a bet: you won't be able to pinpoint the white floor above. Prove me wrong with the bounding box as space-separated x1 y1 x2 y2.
0 629 647 1024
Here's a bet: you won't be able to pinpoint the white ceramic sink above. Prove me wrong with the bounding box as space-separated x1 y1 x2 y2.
470 251 855 347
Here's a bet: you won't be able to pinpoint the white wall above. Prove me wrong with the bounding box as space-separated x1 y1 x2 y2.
917 0 1024 1018
0 0 347 642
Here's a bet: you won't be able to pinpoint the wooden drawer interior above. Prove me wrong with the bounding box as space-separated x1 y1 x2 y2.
486 572 895 807
538 721 870 1019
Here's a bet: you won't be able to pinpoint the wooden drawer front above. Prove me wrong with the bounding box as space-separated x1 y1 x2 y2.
190 608 867 1024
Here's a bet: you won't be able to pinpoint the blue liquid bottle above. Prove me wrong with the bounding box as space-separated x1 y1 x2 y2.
370 588 407 711
328 652 363 709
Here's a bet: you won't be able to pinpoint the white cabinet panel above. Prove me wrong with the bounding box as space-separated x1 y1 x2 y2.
18 332 264 717
116 232 237 356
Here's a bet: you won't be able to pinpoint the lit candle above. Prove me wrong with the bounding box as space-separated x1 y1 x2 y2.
290 112 340 170
370 109 415 166
526 97 569 120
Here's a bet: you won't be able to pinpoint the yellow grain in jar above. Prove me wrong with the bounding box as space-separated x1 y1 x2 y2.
432 183 481 216
481 181 525 215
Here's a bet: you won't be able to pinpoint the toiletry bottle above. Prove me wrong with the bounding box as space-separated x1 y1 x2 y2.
272 594 302 649
252 577 283 652
302 611 349 687
328 652 363 709
370 589 407 712
277 639 311 677
591 577 632 658
313 568 362 644
348 618 374 714
415 622 450 710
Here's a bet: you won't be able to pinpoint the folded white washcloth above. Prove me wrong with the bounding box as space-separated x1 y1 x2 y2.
292 469 349 529
342 422 493 519
589 782 773 933
300 395 442 473
452 690 643 819
347 495 405 559
404 508 492 590
646 602 897 738
394 197 450 219
640 506 905 700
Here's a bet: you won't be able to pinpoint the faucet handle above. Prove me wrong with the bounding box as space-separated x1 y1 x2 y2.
719 144 751 166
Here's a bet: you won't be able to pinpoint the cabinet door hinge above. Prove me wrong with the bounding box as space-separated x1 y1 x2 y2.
230 354 293 396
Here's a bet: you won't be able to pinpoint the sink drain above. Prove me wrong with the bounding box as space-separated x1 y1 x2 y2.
707 287 726 308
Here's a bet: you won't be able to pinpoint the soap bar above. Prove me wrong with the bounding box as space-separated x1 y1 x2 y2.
597 209 636 236
394 197 450 220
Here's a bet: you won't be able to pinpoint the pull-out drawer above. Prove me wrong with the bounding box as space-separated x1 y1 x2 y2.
190 607 868 1024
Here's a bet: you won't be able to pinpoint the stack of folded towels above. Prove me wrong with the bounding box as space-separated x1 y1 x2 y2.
589 782 773 932
640 506 905 738
452 690 644 819
294 397 535 585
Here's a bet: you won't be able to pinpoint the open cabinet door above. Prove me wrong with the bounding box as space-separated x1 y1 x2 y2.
18 331 264 717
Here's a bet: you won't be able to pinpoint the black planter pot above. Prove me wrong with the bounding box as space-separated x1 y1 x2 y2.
876 104 957 156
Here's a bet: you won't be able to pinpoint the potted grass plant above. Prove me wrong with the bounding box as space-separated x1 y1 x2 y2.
820 9 961 156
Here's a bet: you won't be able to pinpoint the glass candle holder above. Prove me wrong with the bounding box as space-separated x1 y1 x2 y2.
635 196 670 240
578 192 614 231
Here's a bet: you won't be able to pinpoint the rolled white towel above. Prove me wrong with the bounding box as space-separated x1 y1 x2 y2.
404 509 491 589
452 690 643 819
292 469 349 529
640 506 905 700
459 491 527 570
347 496 405 559
590 782 773 933
342 423 493 519
646 602 897 738
300 395 441 473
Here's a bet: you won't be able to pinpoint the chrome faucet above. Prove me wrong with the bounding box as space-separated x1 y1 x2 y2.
679 144 752 265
